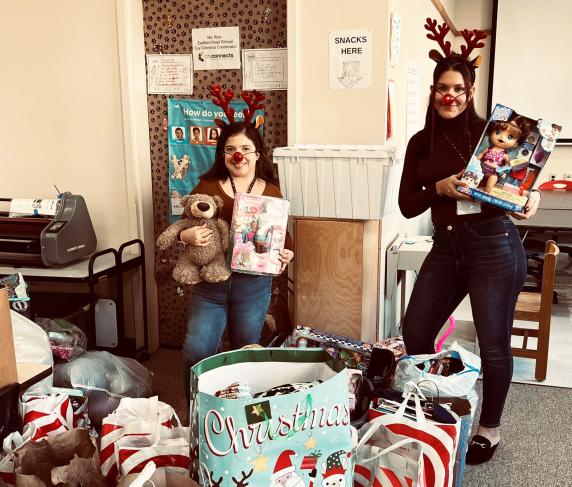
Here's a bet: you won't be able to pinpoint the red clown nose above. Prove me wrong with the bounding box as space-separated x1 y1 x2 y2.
232 152 244 163
442 93 455 106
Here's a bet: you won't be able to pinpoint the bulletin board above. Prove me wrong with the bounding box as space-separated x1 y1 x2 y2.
143 0 287 347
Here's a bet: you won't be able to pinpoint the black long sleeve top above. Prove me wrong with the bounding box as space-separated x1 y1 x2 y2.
398 114 505 226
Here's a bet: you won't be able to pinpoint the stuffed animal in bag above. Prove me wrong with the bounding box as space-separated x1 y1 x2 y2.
156 193 231 284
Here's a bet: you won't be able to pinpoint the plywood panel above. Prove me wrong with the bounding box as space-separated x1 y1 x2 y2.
361 220 381 342
294 219 365 339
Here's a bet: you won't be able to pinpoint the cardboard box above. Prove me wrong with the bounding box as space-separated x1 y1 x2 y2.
0 287 18 389
459 103 562 212
228 193 290 276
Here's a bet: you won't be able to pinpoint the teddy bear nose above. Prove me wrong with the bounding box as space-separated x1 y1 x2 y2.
197 202 210 212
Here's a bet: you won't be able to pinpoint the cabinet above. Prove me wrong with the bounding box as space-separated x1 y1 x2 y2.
293 218 381 342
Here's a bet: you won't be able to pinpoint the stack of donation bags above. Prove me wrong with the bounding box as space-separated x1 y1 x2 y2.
1 294 481 487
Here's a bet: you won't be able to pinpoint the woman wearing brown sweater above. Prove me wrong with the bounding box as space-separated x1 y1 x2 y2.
179 121 294 399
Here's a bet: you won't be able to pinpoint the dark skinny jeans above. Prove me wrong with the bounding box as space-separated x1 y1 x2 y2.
402 215 526 427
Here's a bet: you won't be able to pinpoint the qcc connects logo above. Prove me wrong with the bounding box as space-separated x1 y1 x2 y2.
198 52 234 62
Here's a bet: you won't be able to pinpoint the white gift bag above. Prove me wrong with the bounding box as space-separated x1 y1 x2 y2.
357 386 460 487
11 310 53 393
100 397 189 484
355 431 427 487
19 393 75 441
0 432 27 487
392 342 481 415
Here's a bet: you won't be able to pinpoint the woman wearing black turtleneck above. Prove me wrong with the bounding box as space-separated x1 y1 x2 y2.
398 57 541 465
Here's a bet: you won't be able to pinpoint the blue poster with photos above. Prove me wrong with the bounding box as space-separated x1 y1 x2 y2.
167 98 264 223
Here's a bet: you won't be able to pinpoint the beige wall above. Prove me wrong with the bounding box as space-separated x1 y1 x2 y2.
0 1 158 351
0 1 133 250
287 0 390 145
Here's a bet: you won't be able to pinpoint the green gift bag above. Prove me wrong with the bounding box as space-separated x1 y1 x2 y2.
190 348 354 487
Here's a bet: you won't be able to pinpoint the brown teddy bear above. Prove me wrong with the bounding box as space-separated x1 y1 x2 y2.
156 194 231 284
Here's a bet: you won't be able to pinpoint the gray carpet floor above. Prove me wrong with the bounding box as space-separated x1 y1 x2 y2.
147 257 572 486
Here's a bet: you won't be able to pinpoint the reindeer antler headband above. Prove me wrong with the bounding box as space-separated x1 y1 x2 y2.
210 84 265 129
424 18 487 71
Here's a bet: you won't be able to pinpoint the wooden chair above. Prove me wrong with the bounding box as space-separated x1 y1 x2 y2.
512 240 559 381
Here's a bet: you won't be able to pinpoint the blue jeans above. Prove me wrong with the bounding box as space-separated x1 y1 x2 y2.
182 273 272 397
402 215 526 427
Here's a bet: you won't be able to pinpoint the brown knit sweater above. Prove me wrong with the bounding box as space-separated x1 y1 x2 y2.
191 178 293 250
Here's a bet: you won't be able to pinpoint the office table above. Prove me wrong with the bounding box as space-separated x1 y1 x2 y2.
0 239 148 359
515 190 572 260
385 235 434 336
515 190 572 231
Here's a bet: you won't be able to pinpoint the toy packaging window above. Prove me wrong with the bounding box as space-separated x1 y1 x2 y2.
458 103 562 212
229 193 290 276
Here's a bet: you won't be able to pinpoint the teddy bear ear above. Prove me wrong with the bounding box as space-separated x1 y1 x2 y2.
213 195 224 211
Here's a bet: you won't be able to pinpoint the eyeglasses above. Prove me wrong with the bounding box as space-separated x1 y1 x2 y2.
224 149 257 156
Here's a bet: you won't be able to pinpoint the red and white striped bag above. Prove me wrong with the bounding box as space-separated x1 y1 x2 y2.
363 386 460 487
100 396 189 484
19 394 76 441
354 433 427 487
0 431 28 487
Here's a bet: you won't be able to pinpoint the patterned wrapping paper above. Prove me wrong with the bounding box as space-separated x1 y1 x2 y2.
229 193 290 276
0 273 31 319
283 325 374 372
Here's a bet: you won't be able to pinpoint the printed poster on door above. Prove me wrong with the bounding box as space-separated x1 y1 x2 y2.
192 26 241 70
167 98 264 223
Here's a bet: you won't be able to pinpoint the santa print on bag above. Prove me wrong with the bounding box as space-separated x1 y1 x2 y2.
271 450 316 487
269 449 351 487
204 399 350 456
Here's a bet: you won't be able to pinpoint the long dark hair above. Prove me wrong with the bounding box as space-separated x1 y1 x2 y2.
487 116 532 145
422 56 482 156
200 122 277 183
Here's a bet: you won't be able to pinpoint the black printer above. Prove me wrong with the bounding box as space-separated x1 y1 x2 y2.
0 192 97 267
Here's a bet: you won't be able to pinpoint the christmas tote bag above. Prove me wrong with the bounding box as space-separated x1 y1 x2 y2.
190 348 353 487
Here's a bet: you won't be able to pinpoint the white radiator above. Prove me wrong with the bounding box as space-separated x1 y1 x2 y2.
273 144 404 220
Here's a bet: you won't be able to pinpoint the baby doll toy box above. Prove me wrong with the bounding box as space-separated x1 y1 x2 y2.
229 192 290 276
458 103 562 212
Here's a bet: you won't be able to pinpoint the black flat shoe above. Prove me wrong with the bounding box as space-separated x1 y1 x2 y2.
466 435 499 465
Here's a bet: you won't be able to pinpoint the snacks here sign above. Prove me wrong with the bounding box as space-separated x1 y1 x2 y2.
329 29 372 89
